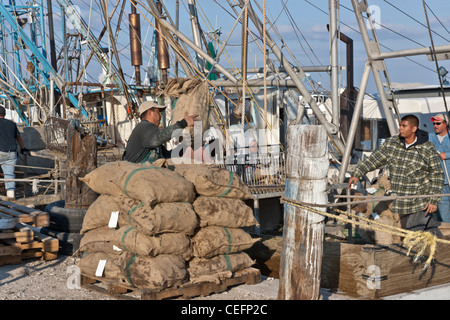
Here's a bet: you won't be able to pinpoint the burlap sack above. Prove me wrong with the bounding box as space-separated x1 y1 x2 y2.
164 78 210 139
173 164 253 200
365 174 393 216
80 161 196 205
193 196 258 228
75 241 123 256
372 216 395 246
130 202 199 236
81 194 199 236
188 252 255 279
80 194 137 234
79 161 136 196
79 226 192 260
78 251 188 290
78 251 124 281
192 226 260 258
118 252 187 290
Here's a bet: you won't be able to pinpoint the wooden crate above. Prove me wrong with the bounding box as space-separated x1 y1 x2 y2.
321 241 450 299
0 223 59 266
246 234 450 299
81 267 261 300
0 201 49 228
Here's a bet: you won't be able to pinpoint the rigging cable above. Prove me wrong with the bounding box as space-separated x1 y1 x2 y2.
304 0 437 74
384 0 450 42
422 0 449 117
424 2 450 37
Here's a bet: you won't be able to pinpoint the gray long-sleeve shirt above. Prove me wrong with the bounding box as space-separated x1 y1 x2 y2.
123 119 187 163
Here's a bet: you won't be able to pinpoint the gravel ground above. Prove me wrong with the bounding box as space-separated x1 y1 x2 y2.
0 255 280 300
0 255 113 300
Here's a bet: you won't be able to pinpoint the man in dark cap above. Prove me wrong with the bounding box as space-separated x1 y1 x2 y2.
0 106 28 199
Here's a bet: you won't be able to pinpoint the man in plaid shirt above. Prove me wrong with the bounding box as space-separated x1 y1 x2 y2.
348 114 444 235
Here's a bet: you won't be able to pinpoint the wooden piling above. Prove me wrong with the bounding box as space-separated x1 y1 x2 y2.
278 125 328 300
65 120 98 209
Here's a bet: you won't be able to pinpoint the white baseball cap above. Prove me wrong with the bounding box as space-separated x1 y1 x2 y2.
138 100 166 114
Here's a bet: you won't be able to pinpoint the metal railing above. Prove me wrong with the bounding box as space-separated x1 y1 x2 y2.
222 148 286 195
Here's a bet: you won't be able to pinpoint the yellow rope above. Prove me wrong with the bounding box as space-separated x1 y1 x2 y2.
280 196 450 269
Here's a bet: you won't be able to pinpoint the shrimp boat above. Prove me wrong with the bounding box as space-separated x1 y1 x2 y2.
1 0 450 299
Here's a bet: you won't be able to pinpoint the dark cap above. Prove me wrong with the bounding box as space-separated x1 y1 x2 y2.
0 106 5 116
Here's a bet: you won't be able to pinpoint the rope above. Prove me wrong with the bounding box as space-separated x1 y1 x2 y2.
280 195 450 270
327 192 450 207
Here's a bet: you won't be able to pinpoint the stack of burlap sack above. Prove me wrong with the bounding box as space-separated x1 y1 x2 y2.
76 160 259 291
172 163 260 284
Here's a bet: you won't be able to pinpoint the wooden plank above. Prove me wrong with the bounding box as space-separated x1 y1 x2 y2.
21 249 57 261
0 201 50 227
80 275 138 300
14 194 63 207
0 201 44 214
0 241 21 256
0 254 22 266
0 229 33 243
16 223 59 252
81 268 261 300
0 217 18 230
0 211 13 219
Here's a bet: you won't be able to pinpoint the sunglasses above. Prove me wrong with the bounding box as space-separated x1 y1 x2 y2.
434 122 443 126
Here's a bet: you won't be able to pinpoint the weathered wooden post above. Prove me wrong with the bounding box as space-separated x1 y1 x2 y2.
278 125 328 300
65 119 98 209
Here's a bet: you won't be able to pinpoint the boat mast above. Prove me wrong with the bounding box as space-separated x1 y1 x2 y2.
329 0 340 130
187 0 205 72
235 0 345 155
129 0 143 86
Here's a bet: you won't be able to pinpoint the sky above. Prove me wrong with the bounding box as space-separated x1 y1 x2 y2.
61 0 450 95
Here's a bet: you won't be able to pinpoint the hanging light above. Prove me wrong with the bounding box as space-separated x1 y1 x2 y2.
439 66 449 85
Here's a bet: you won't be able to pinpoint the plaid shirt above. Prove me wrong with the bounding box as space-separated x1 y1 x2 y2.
353 131 444 215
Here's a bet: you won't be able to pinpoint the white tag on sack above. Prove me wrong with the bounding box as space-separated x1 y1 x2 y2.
366 187 377 194
112 245 122 252
108 211 119 228
95 259 107 277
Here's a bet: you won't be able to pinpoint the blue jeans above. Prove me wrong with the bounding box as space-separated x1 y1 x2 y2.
0 151 17 191
438 185 450 223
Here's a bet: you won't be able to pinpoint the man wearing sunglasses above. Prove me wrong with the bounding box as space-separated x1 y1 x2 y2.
429 113 450 223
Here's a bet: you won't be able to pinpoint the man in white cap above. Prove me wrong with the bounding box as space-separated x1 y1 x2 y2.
429 113 450 222
0 106 27 199
123 100 198 163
